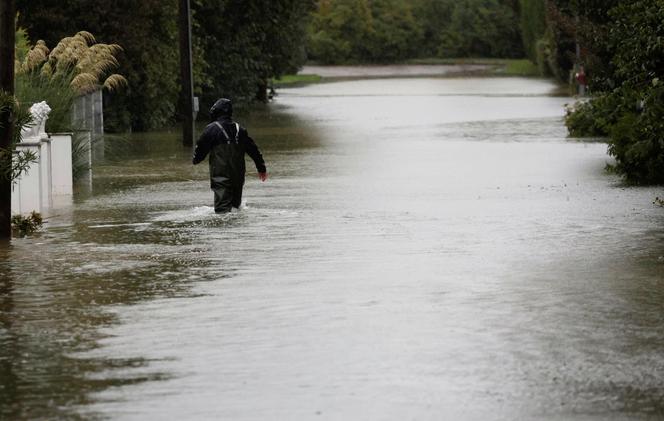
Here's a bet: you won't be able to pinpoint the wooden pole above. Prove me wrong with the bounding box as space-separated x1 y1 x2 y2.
0 0 16 239
178 0 195 147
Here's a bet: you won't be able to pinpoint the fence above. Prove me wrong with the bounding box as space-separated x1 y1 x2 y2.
12 92 107 216
71 90 104 161
11 133 73 216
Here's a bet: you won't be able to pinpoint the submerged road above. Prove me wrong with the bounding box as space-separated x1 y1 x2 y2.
1 76 663 420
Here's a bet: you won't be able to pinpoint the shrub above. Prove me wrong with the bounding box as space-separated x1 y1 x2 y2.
564 1 664 184
606 85 664 184
0 91 36 182
11 211 43 237
16 30 127 124
15 30 127 180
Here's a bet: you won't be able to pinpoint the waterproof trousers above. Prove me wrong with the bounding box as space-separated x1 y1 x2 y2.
212 177 244 213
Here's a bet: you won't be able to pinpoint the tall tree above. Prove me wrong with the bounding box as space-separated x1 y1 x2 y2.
307 0 524 62
438 0 523 58
193 0 313 110
18 0 312 129
565 0 664 184
307 0 374 64
365 0 422 62
411 0 455 57
0 0 16 239
17 0 184 131
544 0 622 81
518 0 546 62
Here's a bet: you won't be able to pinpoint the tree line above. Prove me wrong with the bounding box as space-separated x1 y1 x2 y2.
16 0 314 132
15 0 531 132
17 0 532 132
307 0 524 63
15 1 664 184
547 0 663 184
309 0 664 184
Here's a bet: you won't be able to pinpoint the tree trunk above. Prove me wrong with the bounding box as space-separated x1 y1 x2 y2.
179 0 194 147
0 0 16 239
255 79 269 103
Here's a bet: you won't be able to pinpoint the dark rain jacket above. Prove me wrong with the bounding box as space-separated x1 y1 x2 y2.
192 117 266 211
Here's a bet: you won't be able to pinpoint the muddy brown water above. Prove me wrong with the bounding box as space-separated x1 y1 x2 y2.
1 76 663 420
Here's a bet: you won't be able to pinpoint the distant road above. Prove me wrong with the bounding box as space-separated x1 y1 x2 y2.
299 64 493 78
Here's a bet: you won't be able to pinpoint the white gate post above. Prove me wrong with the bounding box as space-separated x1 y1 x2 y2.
11 101 53 215
40 136 52 210
92 90 104 161
13 142 43 214
49 133 74 196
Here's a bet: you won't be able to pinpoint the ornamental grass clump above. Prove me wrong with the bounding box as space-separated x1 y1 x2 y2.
15 30 127 134
18 31 127 95
14 30 128 179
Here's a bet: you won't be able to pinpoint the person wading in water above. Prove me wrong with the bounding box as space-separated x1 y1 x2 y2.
193 98 268 213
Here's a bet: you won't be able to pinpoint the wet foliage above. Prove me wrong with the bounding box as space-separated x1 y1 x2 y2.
0 91 36 183
518 0 547 64
15 30 125 133
307 0 523 64
16 0 314 131
10 211 42 237
16 0 184 132
564 0 664 184
192 0 314 112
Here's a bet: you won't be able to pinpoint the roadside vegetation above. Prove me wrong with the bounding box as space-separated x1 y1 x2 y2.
14 0 664 185
17 0 314 131
272 74 323 88
275 59 540 87
307 0 523 64
15 30 126 133
14 29 126 180
560 1 664 184
0 91 35 183
410 58 539 76
11 211 43 236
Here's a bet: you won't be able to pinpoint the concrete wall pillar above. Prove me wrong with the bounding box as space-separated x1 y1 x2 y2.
10 103 79 217
40 137 52 210
92 90 104 161
50 133 73 196
11 142 42 214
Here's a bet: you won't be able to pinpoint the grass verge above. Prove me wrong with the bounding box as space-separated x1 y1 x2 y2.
500 59 540 76
273 74 323 87
274 58 541 88
407 58 540 76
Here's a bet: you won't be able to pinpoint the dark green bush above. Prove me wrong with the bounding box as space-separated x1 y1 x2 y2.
606 85 664 184
564 93 622 138
307 0 522 64
565 0 664 184
11 211 43 237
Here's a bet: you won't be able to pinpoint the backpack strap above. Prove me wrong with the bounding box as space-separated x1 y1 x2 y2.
213 121 241 144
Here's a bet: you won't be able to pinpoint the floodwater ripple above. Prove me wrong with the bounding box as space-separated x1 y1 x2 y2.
1 77 663 420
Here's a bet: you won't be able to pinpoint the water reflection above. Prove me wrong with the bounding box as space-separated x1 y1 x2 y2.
1 77 663 419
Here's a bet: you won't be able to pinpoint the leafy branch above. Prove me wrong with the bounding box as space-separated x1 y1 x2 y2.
0 90 37 182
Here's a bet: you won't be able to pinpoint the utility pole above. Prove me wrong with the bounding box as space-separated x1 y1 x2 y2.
178 0 195 147
0 0 16 239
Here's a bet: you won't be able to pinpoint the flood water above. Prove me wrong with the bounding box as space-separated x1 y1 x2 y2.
2 77 664 420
